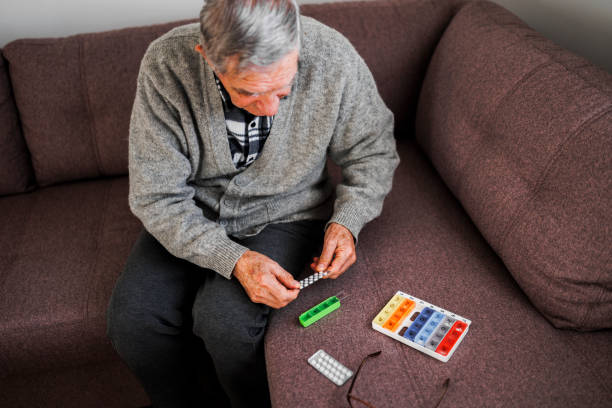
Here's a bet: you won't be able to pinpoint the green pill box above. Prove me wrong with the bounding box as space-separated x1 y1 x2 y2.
299 296 341 327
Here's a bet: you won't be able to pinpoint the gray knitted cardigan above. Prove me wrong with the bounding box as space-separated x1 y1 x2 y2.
128 17 399 279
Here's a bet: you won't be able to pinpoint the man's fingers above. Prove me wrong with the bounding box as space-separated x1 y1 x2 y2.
312 251 353 277
326 254 345 277
316 240 337 272
254 272 299 308
273 266 300 290
333 251 357 278
326 247 354 278
312 247 356 279
263 266 299 305
310 257 320 272
234 251 299 309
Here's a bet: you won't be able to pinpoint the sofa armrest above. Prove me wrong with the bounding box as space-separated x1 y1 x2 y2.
415 0 612 330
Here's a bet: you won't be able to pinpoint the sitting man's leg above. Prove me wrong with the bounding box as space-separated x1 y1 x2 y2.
192 220 325 408
107 230 217 407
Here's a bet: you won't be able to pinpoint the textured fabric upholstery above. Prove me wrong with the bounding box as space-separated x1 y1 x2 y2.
0 177 141 377
415 0 612 330
0 361 148 407
1 0 611 406
301 0 465 137
2 20 195 187
265 139 612 407
0 50 35 195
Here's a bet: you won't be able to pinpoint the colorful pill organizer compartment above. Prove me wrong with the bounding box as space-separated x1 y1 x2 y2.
372 291 471 362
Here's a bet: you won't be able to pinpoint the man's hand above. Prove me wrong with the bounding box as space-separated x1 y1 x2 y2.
310 223 356 279
233 250 300 309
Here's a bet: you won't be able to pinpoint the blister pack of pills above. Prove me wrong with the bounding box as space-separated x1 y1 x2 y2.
372 291 471 362
308 349 353 386
299 271 329 289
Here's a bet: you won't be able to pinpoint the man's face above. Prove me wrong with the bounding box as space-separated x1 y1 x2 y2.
197 46 298 117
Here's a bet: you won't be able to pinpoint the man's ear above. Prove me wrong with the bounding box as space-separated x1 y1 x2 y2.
195 45 217 71
194 44 206 58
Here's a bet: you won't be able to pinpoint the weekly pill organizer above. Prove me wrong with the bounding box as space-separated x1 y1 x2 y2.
372 291 471 362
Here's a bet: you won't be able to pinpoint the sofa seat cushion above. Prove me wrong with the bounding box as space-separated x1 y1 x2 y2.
0 360 148 407
0 177 141 377
264 139 612 407
415 0 612 330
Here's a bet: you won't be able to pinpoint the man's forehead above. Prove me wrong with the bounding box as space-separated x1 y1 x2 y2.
234 67 296 88
233 76 297 96
225 50 299 92
228 48 299 73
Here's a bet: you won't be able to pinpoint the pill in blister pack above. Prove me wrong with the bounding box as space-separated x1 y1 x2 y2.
299 271 329 289
308 349 353 386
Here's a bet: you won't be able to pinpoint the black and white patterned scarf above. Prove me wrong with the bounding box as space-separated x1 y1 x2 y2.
214 74 273 169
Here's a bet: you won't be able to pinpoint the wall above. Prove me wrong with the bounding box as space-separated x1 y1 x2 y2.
491 0 612 73
0 0 611 72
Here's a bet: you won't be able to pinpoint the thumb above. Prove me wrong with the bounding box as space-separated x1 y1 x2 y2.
273 266 300 290
317 240 337 272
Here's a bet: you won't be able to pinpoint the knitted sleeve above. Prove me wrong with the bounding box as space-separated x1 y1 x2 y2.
326 50 400 239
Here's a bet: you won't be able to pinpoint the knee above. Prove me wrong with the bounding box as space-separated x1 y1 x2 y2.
106 288 184 352
192 302 269 353
106 290 142 349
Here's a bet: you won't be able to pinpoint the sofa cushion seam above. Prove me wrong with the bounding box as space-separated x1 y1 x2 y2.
83 180 112 334
78 37 105 177
580 247 611 329
498 105 612 254
482 1 612 97
455 59 553 196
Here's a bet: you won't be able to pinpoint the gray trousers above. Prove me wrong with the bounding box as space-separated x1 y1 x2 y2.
107 220 325 408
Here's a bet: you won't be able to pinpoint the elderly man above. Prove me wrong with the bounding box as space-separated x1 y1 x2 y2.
107 0 399 407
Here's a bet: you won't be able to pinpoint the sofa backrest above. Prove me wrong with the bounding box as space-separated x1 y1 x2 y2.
415 0 612 330
0 50 35 195
301 0 465 138
2 19 195 188
2 0 464 188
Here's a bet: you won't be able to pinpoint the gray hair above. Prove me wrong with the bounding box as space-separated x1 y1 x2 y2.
199 0 301 74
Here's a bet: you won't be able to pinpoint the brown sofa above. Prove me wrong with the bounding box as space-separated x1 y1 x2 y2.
1 0 610 406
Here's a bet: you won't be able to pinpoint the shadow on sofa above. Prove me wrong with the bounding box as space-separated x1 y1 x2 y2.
1 0 610 406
